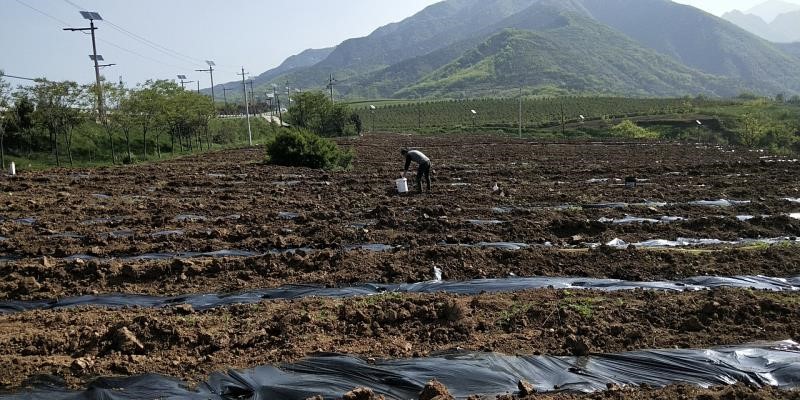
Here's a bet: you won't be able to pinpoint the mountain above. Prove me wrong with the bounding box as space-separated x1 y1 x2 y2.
745 0 800 22
722 4 800 43
771 10 800 41
241 0 800 99
269 0 540 91
569 0 799 90
253 47 334 84
721 10 784 42
777 42 800 59
395 3 733 97
316 0 536 71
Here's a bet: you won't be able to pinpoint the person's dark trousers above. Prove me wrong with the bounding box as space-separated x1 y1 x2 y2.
416 161 431 192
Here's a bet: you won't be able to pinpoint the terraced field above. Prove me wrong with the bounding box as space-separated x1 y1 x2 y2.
0 134 798 398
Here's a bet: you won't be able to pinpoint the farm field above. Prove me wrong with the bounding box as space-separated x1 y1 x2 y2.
1 133 799 398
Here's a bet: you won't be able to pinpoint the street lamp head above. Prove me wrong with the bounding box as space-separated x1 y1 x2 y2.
79 11 103 21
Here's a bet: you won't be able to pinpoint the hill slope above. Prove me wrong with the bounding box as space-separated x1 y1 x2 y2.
721 10 785 42
562 0 800 94
399 9 731 97
245 0 800 99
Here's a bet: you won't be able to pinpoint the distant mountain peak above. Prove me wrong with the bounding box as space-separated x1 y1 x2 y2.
744 0 800 22
723 0 800 42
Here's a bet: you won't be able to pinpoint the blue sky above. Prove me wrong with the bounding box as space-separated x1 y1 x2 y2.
1 0 797 88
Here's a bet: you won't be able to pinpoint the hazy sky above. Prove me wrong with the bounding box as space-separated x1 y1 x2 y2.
2 0 798 89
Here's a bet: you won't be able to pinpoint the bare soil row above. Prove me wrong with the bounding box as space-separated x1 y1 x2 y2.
1 289 797 389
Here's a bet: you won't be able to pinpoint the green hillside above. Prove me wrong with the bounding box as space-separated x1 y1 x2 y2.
575 0 800 93
399 11 731 97
241 0 800 99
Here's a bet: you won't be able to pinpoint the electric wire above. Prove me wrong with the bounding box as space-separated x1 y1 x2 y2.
60 0 239 73
15 0 198 72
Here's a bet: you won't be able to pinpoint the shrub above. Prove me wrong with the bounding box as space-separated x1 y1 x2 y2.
266 128 352 170
286 91 361 137
610 120 658 139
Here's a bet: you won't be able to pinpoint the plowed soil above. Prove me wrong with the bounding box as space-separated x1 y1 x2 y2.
1 289 798 388
1 134 799 299
1 134 799 396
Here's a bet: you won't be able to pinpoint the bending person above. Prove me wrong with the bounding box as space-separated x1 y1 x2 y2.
401 148 432 193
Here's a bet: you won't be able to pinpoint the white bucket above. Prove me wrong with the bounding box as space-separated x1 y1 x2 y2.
395 177 408 193
9 162 15 176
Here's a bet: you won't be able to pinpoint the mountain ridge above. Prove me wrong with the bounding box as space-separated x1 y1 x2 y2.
219 0 800 100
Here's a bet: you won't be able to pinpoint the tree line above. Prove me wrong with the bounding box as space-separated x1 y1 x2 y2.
0 75 217 168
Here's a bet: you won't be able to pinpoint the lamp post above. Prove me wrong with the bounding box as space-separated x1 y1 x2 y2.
177 75 194 90
369 105 376 133
471 109 477 131
64 11 105 119
195 60 216 102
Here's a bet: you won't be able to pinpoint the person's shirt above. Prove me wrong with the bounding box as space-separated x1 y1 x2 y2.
405 150 430 171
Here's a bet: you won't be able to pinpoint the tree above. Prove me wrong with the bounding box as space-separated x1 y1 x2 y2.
0 71 10 169
27 80 85 166
129 80 180 159
9 94 35 158
107 82 137 163
286 91 360 136
98 79 119 164
739 114 765 147
266 128 352 170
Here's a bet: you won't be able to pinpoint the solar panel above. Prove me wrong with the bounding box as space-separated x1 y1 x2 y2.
206 60 216 66
89 55 104 61
177 75 187 80
80 11 103 20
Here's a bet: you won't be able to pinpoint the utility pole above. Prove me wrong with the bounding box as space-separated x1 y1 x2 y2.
246 80 255 114
238 67 253 146
64 11 105 119
326 74 336 103
222 86 234 111
286 81 291 108
196 80 200 94
273 85 282 122
195 60 216 102
176 75 194 90
518 86 523 138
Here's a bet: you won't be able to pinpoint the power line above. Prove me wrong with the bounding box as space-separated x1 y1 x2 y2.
15 0 72 26
15 0 196 72
60 0 238 73
98 39 191 70
0 73 45 82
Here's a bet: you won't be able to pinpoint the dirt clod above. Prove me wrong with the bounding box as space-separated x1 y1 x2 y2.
518 379 536 396
419 379 454 400
112 327 145 354
343 387 385 400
